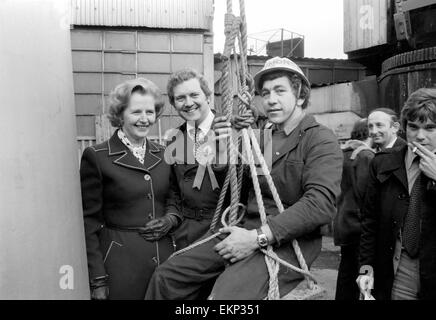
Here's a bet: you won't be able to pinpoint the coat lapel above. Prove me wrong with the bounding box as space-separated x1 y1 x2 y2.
169 122 198 173
376 145 409 192
108 131 162 173
143 140 163 171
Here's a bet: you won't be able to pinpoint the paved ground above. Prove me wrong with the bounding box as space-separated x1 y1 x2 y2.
308 237 340 300
312 236 340 300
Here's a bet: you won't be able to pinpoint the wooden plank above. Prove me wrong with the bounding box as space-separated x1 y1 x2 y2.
73 73 102 94
95 114 115 143
104 31 136 50
203 33 215 109
172 33 203 53
171 54 203 73
70 30 102 50
138 32 171 52
104 52 136 72
75 94 103 115
76 115 96 136
137 53 171 73
72 51 102 72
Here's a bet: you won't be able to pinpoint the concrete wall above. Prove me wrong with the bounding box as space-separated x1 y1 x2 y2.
0 0 89 299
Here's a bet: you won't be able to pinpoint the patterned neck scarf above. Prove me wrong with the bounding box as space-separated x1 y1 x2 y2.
117 129 146 164
189 127 206 158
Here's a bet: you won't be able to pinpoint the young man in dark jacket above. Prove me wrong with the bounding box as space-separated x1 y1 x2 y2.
358 88 436 300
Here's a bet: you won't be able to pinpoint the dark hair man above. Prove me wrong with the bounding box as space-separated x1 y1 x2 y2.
145 57 342 300
358 88 436 300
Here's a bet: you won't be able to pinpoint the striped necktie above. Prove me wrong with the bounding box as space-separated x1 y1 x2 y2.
402 169 425 258
190 127 205 158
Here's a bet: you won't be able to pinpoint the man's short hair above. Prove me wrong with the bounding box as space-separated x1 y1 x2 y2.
369 107 400 124
167 68 211 105
259 71 311 109
401 88 436 129
350 118 369 141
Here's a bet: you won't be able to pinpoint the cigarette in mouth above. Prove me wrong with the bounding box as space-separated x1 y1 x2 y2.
412 146 418 153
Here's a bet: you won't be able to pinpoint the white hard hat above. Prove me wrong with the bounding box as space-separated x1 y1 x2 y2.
254 57 310 92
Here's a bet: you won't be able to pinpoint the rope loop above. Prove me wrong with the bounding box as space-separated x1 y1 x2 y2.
220 203 246 228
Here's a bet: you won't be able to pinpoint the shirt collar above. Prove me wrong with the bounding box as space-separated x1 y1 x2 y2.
117 129 146 150
385 136 397 149
274 111 306 136
186 109 214 139
405 146 418 171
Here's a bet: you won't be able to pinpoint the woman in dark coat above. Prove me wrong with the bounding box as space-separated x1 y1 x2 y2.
80 78 181 300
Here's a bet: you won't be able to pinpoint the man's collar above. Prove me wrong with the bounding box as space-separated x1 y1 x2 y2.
273 111 306 136
385 136 398 149
405 146 418 171
186 109 214 138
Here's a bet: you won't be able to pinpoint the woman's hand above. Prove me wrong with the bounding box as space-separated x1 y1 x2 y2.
90 275 109 300
91 286 109 300
139 214 179 241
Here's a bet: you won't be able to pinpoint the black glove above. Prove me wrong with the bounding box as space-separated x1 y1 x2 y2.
90 275 109 300
139 214 179 241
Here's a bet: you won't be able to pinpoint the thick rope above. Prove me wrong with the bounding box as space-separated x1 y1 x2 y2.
210 169 230 231
169 204 245 259
247 127 314 288
199 0 316 299
240 128 280 299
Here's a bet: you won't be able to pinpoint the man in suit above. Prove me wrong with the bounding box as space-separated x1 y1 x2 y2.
145 57 343 300
357 88 436 300
145 69 234 251
368 108 406 152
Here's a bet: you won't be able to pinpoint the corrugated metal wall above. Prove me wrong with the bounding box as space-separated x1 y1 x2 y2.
344 0 389 53
214 55 366 116
70 0 213 30
72 28 213 146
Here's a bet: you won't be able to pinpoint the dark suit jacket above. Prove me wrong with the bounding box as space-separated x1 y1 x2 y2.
333 143 375 246
164 122 228 248
379 136 407 152
80 131 179 299
359 144 436 299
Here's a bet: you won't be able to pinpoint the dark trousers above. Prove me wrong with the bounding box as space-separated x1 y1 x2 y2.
145 230 321 300
335 243 360 300
173 217 213 250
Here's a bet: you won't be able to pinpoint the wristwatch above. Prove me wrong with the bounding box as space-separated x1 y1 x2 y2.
256 228 269 248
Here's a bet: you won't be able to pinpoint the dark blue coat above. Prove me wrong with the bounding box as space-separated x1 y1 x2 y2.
80 131 179 299
164 122 228 249
359 144 436 299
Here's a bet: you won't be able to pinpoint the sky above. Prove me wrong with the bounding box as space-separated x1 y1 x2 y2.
212 0 347 59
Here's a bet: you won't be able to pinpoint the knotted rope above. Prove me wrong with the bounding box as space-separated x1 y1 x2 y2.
173 0 318 300
214 0 318 299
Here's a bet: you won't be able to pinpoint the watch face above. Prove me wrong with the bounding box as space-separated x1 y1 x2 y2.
258 234 268 247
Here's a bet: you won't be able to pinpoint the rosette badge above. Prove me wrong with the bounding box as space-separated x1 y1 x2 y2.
193 139 219 190
196 143 215 166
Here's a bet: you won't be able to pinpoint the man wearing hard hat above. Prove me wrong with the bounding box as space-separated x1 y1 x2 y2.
145 57 343 299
